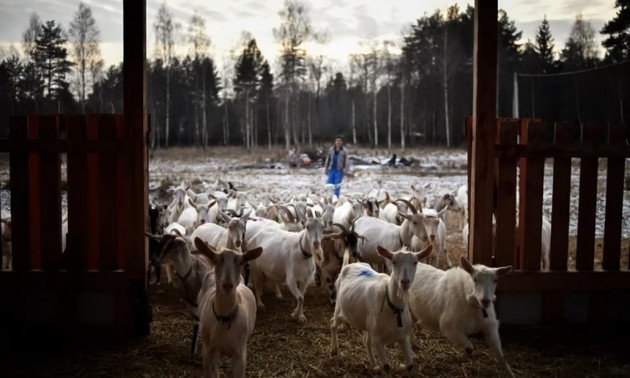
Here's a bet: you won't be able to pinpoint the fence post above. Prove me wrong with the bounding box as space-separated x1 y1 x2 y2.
550 122 573 271
603 123 625 271
576 123 599 271
494 118 518 268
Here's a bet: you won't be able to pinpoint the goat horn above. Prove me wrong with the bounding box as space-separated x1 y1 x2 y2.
278 205 295 223
332 222 351 234
395 198 418 214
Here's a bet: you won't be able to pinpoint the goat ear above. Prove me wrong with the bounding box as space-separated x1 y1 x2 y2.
194 237 217 263
416 244 433 261
460 256 475 274
496 265 513 276
188 198 197 209
243 246 263 262
376 245 393 260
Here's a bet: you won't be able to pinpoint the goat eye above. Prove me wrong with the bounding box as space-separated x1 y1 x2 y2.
474 278 478 283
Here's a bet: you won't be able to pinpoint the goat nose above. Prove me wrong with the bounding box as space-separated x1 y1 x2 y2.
235 240 242 247
200 219 205 224
313 241 320 249
480 299 491 308
430 235 436 241
222 283 234 292
400 279 411 289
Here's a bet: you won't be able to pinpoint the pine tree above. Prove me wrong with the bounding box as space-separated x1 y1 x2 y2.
31 20 74 112
535 16 555 73
601 0 630 63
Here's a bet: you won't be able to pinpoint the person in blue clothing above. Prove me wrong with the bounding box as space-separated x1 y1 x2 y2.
324 136 349 198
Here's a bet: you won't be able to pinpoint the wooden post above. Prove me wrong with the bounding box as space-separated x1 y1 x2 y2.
602 123 624 271
576 123 599 271
470 0 497 266
123 0 149 336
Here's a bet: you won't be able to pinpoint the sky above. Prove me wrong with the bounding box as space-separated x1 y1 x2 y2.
0 0 618 75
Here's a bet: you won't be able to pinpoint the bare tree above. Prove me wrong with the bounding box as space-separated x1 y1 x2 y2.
69 2 102 112
153 1 180 148
306 53 329 146
381 41 397 151
22 12 42 59
187 10 211 147
273 0 316 150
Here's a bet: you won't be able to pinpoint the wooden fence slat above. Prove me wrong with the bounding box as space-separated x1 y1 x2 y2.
27 116 42 269
38 116 62 270
518 119 545 271
466 117 473 250
97 115 120 271
576 123 599 271
8 117 30 271
550 122 573 271
66 115 90 272
602 123 625 271
494 118 518 268
115 116 127 268
87 115 100 270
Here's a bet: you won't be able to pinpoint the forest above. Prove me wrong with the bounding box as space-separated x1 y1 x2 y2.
0 1 628 150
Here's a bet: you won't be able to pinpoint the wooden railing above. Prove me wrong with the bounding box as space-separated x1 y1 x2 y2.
0 114 149 338
466 118 630 291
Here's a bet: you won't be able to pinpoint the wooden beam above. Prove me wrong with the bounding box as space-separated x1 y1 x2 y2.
470 0 497 266
123 0 149 336
498 271 630 291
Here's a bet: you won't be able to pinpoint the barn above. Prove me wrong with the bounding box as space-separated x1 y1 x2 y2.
0 0 628 365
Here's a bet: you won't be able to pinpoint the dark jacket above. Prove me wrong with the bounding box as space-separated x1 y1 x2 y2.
324 146 349 174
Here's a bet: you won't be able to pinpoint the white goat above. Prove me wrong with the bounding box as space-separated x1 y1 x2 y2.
412 207 449 268
146 232 213 354
168 182 192 223
333 198 364 229
408 256 514 377
247 217 324 322
176 199 200 235
194 238 263 378
330 244 433 374
191 209 251 253
455 185 468 231
352 199 429 270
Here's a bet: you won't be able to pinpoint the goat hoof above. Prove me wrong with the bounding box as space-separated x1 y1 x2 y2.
257 303 266 311
291 312 306 322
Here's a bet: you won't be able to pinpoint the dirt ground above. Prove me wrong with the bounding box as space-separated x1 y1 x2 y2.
1 146 629 377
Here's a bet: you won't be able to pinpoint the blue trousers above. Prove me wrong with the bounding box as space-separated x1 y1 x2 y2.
327 169 344 198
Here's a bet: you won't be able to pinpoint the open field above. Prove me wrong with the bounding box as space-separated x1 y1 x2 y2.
1 146 629 377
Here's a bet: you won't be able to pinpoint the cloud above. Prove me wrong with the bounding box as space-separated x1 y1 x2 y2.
353 4 378 39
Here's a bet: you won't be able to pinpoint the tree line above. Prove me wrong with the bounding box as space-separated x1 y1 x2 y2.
0 0 628 150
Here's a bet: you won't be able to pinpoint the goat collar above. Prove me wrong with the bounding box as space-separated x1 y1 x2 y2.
177 265 193 281
385 286 404 327
299 234 312 259
212 301 238 328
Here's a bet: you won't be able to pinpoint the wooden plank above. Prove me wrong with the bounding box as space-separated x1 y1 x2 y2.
65 115 90 271
87 116 101 270
38 115 62 270
497 271 630 291
115 116 127 267
518 119 545 270
0 139 123 153
8 117 30 271
470 0 497 266
549 122 573 271
97 115 119 271
27 116 42 269
494 118 518 267
603 123 625 271
575 123 599 271
124 0 150 336
494 144 630 159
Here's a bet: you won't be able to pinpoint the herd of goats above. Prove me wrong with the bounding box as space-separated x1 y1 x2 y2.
145 179 526 377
